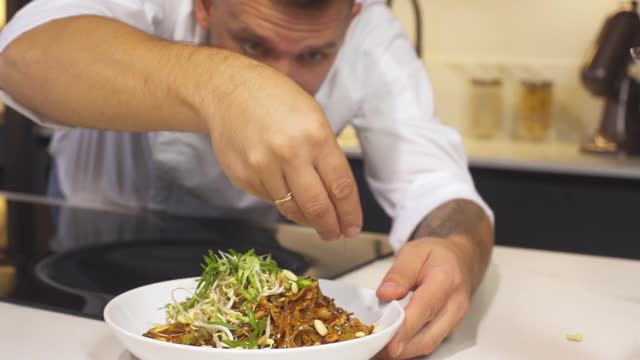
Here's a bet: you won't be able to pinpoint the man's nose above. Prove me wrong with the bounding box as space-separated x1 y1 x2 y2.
267 58 307 92
269 58 293 78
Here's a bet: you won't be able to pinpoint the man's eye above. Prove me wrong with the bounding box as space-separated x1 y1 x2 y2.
303 51 326 63
242 41 262 56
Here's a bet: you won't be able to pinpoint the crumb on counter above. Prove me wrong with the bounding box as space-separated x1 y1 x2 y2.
566 333 583 342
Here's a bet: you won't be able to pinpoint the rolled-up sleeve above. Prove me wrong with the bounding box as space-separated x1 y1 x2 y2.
351 6 493 252
0 0 160 127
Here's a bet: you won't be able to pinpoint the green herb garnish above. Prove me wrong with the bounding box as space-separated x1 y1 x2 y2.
165 249 294 349
182 338 196 345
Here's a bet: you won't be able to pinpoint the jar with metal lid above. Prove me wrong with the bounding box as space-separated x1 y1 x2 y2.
516 79 553 140
468 77 504 138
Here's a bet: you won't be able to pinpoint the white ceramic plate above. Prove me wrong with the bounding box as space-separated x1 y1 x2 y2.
104 278 404 360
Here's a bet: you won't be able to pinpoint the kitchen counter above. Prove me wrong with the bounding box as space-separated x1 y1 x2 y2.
342 136 640 180
2 233 639 359
464 137 640 180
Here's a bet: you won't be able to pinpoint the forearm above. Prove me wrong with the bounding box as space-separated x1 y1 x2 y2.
411 199 494 291
0 16 262 132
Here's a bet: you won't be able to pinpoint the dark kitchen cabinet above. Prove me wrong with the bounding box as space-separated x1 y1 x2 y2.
348 157 640 260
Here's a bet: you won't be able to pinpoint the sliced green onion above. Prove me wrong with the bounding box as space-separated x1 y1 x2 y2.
222 339 250 348
296 278 312 289
163 249 286 349
182 338 196 345
247 307 257 328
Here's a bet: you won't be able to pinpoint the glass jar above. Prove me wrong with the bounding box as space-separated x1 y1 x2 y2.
516 79 553 140
468 77 503 138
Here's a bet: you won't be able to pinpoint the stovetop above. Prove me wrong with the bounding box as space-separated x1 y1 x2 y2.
0 193 391 319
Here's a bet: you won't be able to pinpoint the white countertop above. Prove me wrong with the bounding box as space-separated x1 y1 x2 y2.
1 244 639 360
342 136 640 180
464 137 640 180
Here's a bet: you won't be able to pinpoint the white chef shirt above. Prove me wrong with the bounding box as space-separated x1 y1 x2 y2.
0 0 493 251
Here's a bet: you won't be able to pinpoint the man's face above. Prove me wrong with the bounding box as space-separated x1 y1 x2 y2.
195 0 359 95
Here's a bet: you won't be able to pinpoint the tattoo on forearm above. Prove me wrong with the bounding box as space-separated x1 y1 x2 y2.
412 199 494 290
411 199 488 241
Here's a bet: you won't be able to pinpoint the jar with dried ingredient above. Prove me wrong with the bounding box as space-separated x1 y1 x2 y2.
468 77 503 138
516 79 553 140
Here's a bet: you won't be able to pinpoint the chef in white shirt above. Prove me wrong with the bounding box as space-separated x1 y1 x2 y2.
0 0 494 358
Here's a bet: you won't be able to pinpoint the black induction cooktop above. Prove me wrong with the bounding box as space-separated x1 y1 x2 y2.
0 193 391 320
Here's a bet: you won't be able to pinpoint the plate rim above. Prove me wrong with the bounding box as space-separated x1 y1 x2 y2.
104 277 405 355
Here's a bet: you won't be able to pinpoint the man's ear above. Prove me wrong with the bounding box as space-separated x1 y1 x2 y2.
194 0 214 31
351 2 362 20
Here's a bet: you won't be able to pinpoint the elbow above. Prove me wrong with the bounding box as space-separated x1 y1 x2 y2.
0 33 44 91
0 38 64 128
0 47 13 89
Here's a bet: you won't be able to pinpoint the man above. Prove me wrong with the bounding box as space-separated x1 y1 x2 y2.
0 0 494 358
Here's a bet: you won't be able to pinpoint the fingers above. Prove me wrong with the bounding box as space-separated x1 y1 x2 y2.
388 267 453 357
376 242 431 301
284 161 341 241
396 294 470 359
276 197 308 225
254 154 308 225
315 143 362 238
240 113 360 240
378 239 473 359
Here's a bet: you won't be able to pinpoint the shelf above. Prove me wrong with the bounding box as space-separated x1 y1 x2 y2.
341 136 640 181
465 137 640 180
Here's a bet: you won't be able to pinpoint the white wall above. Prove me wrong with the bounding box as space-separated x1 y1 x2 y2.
390 0 620 142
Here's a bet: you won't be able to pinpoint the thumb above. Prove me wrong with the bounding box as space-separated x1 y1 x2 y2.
376 241 430 302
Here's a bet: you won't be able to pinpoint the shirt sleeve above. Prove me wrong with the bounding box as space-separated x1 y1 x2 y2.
0 0 162 127
351 4 494 252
